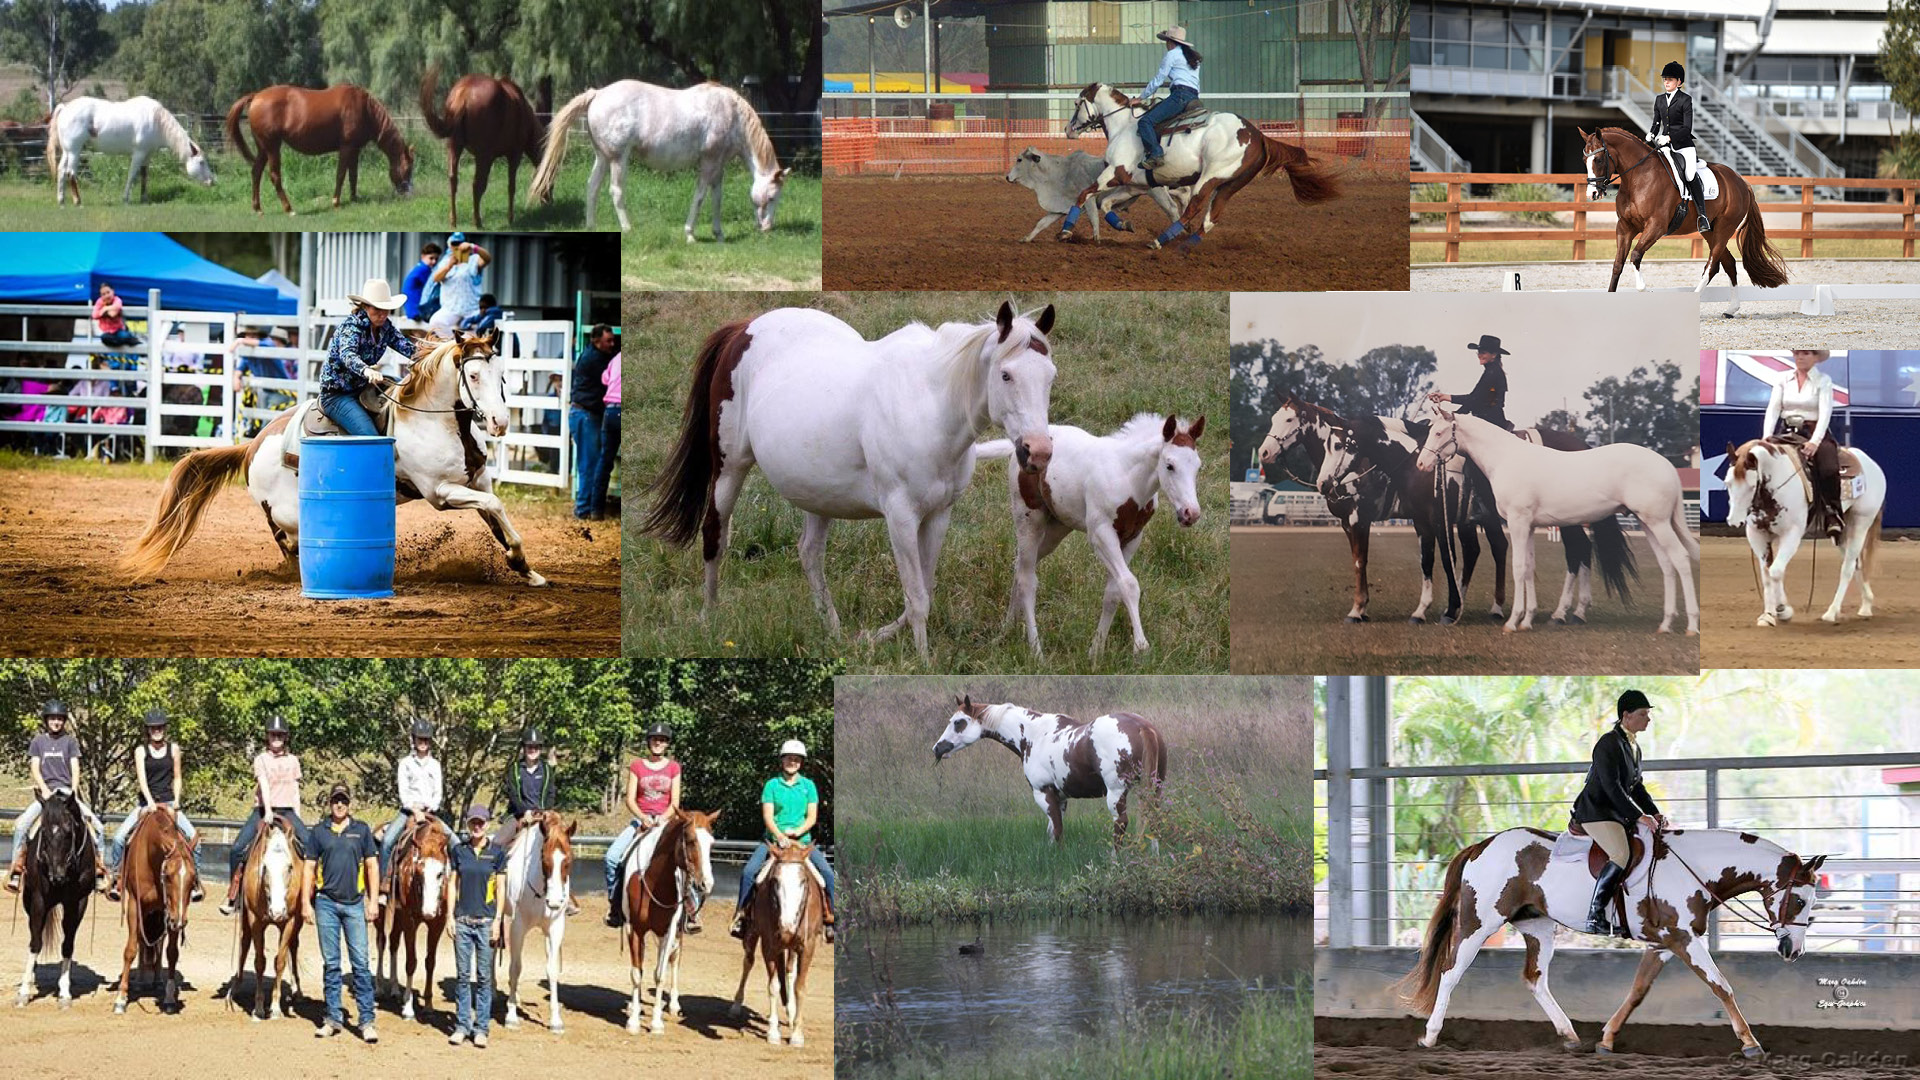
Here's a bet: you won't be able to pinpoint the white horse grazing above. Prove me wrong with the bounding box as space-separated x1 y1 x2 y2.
1064 82 1338 248
1417 408 1699 634
49 96 215 205
1399 825 1825 1058
1725 438 1885 626
529 80 788 237
978 413 1204 657
121 330 549 587
639 302 1058 659
501 812 575 1033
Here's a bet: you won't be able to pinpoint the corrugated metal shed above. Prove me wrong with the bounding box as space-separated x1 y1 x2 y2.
310 233 607 313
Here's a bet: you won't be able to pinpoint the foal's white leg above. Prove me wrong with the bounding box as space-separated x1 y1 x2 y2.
583 154 607 229
1511 917 1580 1049
609 148 633 232
798 512 842 637
1420 922 1498 1047
1008 515 1045 655
1086 522 1147 655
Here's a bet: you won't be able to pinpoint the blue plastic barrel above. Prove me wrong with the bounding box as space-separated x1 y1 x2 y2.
298 436 396 599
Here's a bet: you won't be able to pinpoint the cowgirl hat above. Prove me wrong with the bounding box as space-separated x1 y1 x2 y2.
1467 334 1511 356
1157 25 1190 45
347 278 405 312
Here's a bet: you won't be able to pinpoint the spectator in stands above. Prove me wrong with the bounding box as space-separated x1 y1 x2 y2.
460 293 504 335
431 233 491 331
92 284 140 349
402 241 442 321
590 341 621 519
569 324 616 520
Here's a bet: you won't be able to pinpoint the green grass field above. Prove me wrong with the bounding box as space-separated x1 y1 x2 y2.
619 292 1227 672
836 675 1312 925
619 170 820 291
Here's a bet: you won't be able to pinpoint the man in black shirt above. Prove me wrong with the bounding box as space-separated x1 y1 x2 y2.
448 805 508 1047
570 324 617 520
304 783 381 1043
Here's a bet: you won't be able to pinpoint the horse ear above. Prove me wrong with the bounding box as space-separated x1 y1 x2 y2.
1577 126 1589 139
1805 854 1828 875
996 301 1014 343
963 693 973 711
1724 441 1737 457
565 820 577 837
1189 415 1206 441
1162 414 1178 442
709 809 722 824
1035 304 1055 336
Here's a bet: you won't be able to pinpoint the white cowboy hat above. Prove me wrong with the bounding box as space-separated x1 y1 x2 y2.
346 277 405 312
267 327 290 344
1157 25 1190 45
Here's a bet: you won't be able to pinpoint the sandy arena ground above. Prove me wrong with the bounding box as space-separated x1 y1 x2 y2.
1410 259 1920 349
1699 533 1920 668
3 895 832 1079
825 168 1408 291
0 467 620 656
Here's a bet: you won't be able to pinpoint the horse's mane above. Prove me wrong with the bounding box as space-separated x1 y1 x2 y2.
722 84 780 174
1110 411 1170 445
360 87 405 153
150 101 200 160
395 337 464 406
925 319 1003 426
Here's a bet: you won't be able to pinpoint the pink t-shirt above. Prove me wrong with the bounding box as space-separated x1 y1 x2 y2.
630 757 679 817
253 750 302 809
92 296 126 334
602 353 621 405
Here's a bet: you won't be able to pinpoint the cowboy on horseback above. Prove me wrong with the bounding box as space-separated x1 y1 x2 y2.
1649 61 1711 235
1764 349 1845 544
1571 690 1669 936
379 720 453 900
604 722 701 931
6 701 108 894
221 715 311 916
1132 25 1202 172
319 277 415 438
106 709 203 903
1427 334 1513 431
732 739 835 944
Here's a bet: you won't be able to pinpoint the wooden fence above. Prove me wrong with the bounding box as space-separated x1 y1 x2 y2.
1411 172 1920 263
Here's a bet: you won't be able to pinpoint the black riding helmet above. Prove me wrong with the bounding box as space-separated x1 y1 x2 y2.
644 722 672 744
520 725 544 747
410 719 435 742
144 709 168 729
264 715 291 740
41 700 69 724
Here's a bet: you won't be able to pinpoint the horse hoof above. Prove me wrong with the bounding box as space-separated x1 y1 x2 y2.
1551 616 1565 625
527 572 550 587
1147 239 1162 250
504 1015 520 1029
1408 616 1424 625
1439 615 1456 626
57 996 71 1011
730 1003 746 1018
792 1033 806 1047
625 1020 641 1035
1569 614 1586 625
1562 1040 1582 1052
1743 1045 1764 1059
1757 613 1775 627
1344 616 1362 623
114 1002 127 1015
549 1022 564 1034
1722 312 1736 319
14 994 26 1008
1594 1044 1613 1055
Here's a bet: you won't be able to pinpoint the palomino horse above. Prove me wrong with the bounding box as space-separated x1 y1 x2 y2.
113 805 198 1014
933 695 1166 845
730 842 826 1047
530 80 789 238
978 413 1206 658
223 814 306 1021
1065 82 1339 249
420 66 543 229
502 811 576 1033
622 810 719 1036
1398 824 1826 1057
121 331 549 588
639 302 1057 659
375 817 450 1020
225 84 415 215
1725 437 1885 626
48 96 215 205
1417 408 1698 634
1578 127 1789 315
13 790 96 1008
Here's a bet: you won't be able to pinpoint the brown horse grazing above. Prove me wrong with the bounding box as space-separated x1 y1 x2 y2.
225 84 415 215
112 807 198 1014
375 818 450 1021
1578 127 1789 316
223 814 306 1021
623 809 720 1036
419 66 543 229
730 842 825 1047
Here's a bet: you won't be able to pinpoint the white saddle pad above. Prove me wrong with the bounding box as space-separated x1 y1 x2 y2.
1549 822 1657 894
1661 152 1719 200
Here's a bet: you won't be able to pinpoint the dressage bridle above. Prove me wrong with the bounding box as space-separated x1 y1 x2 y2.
1583 133 1661 200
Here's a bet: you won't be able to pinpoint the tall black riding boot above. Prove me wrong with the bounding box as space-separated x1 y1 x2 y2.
1820 471 1845 543
1687 174 1712 233
1584 860 1629 936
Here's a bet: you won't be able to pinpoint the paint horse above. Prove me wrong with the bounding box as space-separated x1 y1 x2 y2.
223 814 306 1020
113 805 198 1014
731 841 827 1047
977 413 1205 658
502 811 577 1032
375 816 450 1020
933 696 1166 845
13 790 96 1008
622 810 719 1036
48 96 215 205
1398 824 1826 1058
640 302 1057 660
1725 437 1885 626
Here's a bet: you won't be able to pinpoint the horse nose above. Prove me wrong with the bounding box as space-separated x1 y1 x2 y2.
1019 433 1053 475
1179 506 1201 527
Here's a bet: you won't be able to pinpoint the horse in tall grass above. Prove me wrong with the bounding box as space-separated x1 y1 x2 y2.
49 96 215 205
1724 437 1885 626
730 841 825 1047
529 80 789 238
419 66 543 228
225 84 415 215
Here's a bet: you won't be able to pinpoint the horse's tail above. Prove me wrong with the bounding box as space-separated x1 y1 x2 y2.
1259 127 1341 204
529 87 597 205
45 103 62 184
418 64 453 140
1589 512 1640 604
1737 179 1791 288
224 94 256 166
120 443 249 580
639 318 752 546
1393 835 1495 1016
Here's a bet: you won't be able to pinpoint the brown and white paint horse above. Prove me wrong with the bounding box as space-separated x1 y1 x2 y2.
933 695 1166 845
622 809 719 1036
730 841 826 1047
224 814 306 1020
113 806 198 1014
375 819 450 1020
502 811 577 1032
1399 824 1825 1057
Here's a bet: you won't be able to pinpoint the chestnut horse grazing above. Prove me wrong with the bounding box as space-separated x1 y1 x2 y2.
113 806 198 1014
730 842 826 1047
375 818 450 1020
623 809 719 1036
225 84 415 215
419 66 543 228
223 815 306 1021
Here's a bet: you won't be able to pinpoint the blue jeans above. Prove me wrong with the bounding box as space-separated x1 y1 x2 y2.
452 918 495 1034
380 812 451 879
100 328 139 347
1137 86 1197 161
230 807 307 874
320 389 379 437
604 819 645 897
313 893 376 1027
570 405 604 516
591 404 620 516
737 842 835 911
110 806 198 872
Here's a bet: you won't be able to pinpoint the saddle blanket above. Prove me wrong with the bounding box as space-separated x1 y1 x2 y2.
1660 150 1720 201
1549 821 1657 892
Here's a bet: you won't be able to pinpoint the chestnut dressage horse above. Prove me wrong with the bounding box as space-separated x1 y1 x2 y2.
622 809 719 1037
375 817 451 1020
225 84 415 214
223 814 306 1020
113 805 198 1014
419 66 543 229
13 790 95 1008
730 841 826 1047
1578 127 1788 313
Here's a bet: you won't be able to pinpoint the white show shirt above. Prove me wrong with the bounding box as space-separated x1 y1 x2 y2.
396 753 443 812
1763 367 1834 444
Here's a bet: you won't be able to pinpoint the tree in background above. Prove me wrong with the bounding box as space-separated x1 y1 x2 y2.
1882 0 1920 178
1535 408 1581 435
115 0 322 117
1579 360 1698 465
1341 0 1410 118
0 0 112 113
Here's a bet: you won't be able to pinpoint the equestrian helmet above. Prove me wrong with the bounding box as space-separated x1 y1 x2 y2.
410 719 436 741
645 722 673 743
1617 689 1655 718
144 709 169 729
1662 61 1685 82
779 739 808 759
40 699 68 720
520 726 544 747
264 715 291 736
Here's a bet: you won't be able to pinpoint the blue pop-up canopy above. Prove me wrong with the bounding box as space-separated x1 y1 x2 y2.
0 232 297 314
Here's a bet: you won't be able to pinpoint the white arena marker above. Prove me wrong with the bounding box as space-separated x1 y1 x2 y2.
1501 270 1523 291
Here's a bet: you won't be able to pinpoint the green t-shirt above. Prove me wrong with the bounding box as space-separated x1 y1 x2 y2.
761 774 819 845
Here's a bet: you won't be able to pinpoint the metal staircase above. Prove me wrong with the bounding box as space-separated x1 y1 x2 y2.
1411 110 1470 174
1600 67 1842 194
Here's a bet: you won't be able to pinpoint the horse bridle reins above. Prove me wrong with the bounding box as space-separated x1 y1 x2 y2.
1645 831 1813 939
370 352 497 416
1583 137 1660 200
1067 96 1138 136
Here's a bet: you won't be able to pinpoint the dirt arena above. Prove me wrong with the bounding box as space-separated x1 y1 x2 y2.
3 896 832 1079
1232 527 1698 675
1316 1017 1912 1078
1700 534 1920 668
824 166 1407 291
0 467 619 656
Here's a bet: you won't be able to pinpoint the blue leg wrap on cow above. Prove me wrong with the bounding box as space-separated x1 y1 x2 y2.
1061 205 1083 230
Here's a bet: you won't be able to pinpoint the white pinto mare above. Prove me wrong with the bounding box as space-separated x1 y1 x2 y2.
121 330 549 587
529 80 788 237
501 812 576 1033
1400 825 1826 1058
639 302 1058 659
1724 438 1885 626
1416 408 1699 634
49 96 215 205
978 413 1204 657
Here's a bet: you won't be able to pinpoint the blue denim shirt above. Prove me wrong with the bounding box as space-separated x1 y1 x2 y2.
1143 47 1200 98
322 309 416 396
